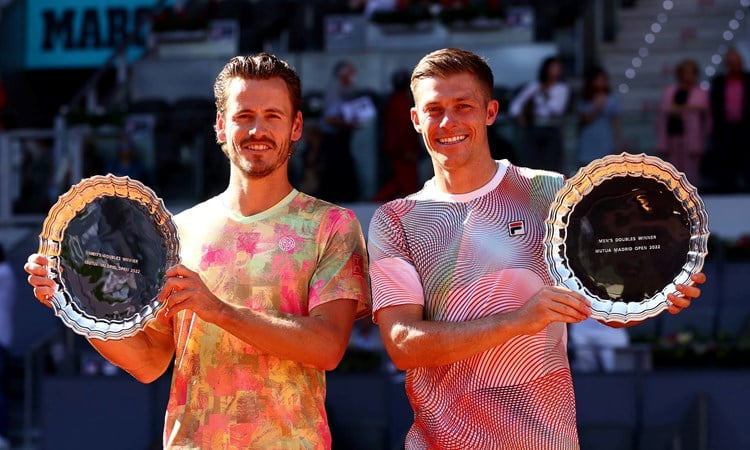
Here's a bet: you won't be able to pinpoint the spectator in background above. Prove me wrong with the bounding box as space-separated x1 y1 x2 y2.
317 60 362 202
372 69 423 202
576 65 622 168
509 56 570 173
363 0 397 17
105 136 148 183
15 139 53 214
656 59 711 189
709 48 750 192
0 244 15 450
569 319 629 373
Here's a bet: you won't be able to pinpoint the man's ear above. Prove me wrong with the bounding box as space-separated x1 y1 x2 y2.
215 111 226 143
486 99 499 126
291 110 303 142
411 107 422 134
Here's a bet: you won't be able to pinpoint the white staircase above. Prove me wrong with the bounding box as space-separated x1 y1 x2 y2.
598 0 750 152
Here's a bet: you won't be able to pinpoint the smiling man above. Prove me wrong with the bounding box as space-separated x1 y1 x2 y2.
367 47 705 449
25 53 371 449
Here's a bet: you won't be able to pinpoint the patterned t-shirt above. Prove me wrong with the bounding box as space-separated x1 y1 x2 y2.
368 160 579 450
154 189 371 450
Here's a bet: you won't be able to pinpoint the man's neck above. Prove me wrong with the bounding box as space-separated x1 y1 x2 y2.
223 169 294 217
433 157 498 195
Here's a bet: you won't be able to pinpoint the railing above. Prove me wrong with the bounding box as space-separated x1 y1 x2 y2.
57 0 169 116
0 127 85 226
0 97 733 226
21 326 74 450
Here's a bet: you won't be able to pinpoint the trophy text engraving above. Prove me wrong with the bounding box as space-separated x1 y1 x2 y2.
84 250 142 274
594 234 661 254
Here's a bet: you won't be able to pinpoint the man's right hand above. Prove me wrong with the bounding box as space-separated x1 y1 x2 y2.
512 285 592 336
24 253 56 308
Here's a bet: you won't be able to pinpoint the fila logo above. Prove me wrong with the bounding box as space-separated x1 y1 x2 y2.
508 220 526 237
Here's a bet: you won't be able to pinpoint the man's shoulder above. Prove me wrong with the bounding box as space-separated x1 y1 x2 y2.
292 192 362 227
503 164 566 201
294 191 352 213
511 164 565 182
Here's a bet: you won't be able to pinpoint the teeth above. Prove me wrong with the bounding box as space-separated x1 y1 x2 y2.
438 135 466 144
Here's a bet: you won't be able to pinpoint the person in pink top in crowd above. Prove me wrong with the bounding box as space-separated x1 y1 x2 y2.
655 58 711 189
24 52 371 450
368 47 707 450
709 48 750 192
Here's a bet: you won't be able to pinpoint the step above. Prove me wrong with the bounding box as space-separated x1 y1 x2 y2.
614 23 746 44
612 87 671 112
602 51 719 69
616 13 735 31
605 0 749 54
606 62 715 85
618 0 745 19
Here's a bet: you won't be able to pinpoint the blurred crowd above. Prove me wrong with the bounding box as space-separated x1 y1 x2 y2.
3 0 746 212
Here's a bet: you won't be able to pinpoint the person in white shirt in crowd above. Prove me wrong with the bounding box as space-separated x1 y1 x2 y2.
509 55 570 173
569 318 630 373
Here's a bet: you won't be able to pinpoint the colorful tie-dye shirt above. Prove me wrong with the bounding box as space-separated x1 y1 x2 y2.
153 189 371 450
368 160 579 450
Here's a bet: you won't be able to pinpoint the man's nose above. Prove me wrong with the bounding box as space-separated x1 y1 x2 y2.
440 110 456 128
248 119 263 134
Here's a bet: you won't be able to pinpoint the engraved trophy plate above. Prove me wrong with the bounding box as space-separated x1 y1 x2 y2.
38 175 180 340
544 153 709 324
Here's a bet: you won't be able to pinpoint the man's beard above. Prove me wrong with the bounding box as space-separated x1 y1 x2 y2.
223 136 293 179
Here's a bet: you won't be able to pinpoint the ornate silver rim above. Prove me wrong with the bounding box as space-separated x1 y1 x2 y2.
544 152 710 324
38 174 180 340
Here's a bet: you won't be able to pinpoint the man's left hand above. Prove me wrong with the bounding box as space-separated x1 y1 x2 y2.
667 272 706 314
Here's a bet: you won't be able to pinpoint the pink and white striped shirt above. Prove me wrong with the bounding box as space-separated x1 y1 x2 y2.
368 160 578 450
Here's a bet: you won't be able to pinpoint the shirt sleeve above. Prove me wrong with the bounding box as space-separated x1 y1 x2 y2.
367 204 425 320
308 208 372 319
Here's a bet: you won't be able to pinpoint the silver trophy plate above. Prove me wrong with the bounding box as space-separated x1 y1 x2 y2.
38 174 180 340
544 153 709 324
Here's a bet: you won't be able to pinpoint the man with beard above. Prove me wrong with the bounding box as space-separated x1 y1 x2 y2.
24 53 371 449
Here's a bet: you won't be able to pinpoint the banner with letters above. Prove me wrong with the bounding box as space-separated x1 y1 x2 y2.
25 0 171 68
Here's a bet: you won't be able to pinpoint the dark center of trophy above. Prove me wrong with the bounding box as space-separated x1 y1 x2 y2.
59 196 168 321
566 176 691 303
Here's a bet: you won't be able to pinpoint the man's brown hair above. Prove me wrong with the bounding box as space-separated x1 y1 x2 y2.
214 52 302 115
410 48 495 100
